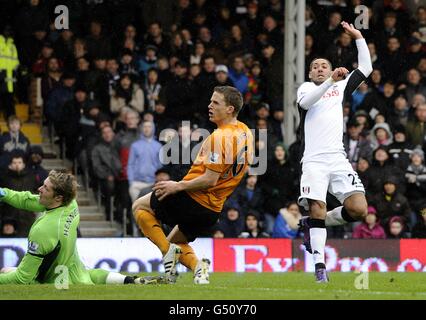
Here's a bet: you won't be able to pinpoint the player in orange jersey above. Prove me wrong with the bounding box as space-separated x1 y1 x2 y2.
132 86 253 284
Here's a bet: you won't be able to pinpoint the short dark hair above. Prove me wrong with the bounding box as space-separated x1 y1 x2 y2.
213 86 243 116
309 58 332 71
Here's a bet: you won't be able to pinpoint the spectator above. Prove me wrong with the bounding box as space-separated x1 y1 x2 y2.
137 45 159 78
31 41 54 76
412 205 426 238
190 41 206 65
85 20 112 60
238 211 270 238
227 55 249 95
386 94 410 128
85 57 110 113
402 68 426 104
260 143 297 232
245 61 264 109
388 125 414 171
27 145 48 187
325 31 357 71
45 72 76 132
380 36 407 83
352 206 386 239
386 216 410 238
357 156 373 197
405 148 426 212
91 126 122 220
211 225 225 238
0 218 17 238
119 49 139 82
138 168 171 199
369 122 394 150
405 102 426 148
230 175 264 220
110 73 145 117
218 207 245 238
344 120 373 169
214 65 234 87
40 57 62 107
272 201 302 239
127 120 163 202
113 109 141 223
261 42 283 107
144 68 162 111
0 155 38 237
371 175 411 229
0 116 31 170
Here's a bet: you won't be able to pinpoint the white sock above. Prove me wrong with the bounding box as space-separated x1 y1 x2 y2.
310 227 327 265
325 206 347 226
106 272 127 284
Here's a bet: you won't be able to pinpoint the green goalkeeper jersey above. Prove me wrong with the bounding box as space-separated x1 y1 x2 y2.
0 188 100 285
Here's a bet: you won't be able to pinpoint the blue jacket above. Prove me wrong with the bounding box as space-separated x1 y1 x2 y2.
272 212 300 239
127 132 163 184
228 68 249 94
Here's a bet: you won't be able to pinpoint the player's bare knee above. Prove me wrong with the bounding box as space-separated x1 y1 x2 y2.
346 203 368 221
308 200 327 219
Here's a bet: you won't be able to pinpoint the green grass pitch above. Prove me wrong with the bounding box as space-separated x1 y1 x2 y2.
1 272 425 300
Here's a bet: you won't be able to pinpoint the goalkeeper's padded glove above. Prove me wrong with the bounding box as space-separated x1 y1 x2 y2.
0 188 5 197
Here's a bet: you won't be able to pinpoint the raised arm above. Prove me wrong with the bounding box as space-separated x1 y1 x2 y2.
0 188 46 212
341 21 373 99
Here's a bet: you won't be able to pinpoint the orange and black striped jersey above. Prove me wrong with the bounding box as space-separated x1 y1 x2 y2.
183 121 253 212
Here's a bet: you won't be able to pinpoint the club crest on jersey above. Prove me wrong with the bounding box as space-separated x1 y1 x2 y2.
302 186 310 194
209 152 219 163
28 241 39 254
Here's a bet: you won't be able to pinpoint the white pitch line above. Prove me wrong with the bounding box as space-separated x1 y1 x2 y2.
177 285 426 297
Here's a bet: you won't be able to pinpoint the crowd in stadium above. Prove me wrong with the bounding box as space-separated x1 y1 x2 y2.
0 0 426 240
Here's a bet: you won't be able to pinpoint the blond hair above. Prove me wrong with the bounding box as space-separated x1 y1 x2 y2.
48 170 77 206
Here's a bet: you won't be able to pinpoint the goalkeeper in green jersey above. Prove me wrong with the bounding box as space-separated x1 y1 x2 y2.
0 170 146 285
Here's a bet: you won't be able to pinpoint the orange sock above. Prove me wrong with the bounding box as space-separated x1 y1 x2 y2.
134 209 169 255
178 243 199 271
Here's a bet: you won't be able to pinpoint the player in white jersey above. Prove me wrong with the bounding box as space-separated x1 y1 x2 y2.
297 22 373 283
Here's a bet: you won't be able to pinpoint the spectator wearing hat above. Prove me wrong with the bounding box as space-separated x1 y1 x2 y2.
239 210 270 239
214 65 234 87
137 45 159 78
110 73 145 118
218 207 245 238
356 157 373 198
386 216 410 238
244 61 264 108
406 36 424 70
405 148 426 212
27 145 48 186
405 102 426 148
388 125 414 170
370 122 394 149
412 205 426 238
370 175 411 229
344 120 373 170
119 49 139 82
272 201 302 239
352 206 386 239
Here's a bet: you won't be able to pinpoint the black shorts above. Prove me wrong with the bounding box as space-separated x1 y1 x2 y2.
150 191 219 242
